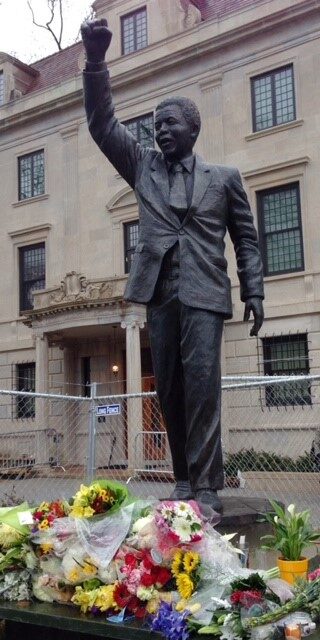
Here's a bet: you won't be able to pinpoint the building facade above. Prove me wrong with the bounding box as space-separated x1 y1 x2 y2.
1 0 320 466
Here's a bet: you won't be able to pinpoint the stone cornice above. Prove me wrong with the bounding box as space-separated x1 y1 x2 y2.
22 271 128 327
242 155 310 179
0 89 83 133
1 0 319 133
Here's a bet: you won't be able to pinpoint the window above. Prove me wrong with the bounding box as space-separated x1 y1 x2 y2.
251 65 295 132
124 220 139 273
257 183 304 276
121 7 147 55
0 71 4 106
18 149 44 200
123 113 154 147
16 363 35 418
262 334 311 406
19 243 45 312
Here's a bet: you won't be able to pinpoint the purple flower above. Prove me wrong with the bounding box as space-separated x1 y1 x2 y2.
149 602 190 640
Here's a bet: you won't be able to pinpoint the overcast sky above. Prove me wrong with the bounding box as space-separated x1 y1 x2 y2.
0 0 93 63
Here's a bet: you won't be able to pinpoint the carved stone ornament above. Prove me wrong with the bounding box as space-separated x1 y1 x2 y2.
49 271 115 305
178 0 201 29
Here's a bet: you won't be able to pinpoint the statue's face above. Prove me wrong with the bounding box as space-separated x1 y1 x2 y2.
155 104 197 161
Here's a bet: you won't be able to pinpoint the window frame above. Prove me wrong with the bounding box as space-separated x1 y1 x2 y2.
19 242 46 313
121 6 147 56
123 220 140 274
122 112 154 147
262 334 311 407
251 64 296 133
257 181 304 277
16 362 36 419
18 149 45 201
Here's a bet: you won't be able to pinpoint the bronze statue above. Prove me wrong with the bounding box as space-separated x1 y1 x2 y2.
81 19 264 513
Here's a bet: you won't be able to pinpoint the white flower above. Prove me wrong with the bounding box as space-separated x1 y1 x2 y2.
274 515 279 524
287 504 295 516
137 585 156 601
132 514 154 533
172 516 192 542
174 502 193 517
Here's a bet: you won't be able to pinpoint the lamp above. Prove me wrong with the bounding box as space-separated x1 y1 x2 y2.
112 364 119 377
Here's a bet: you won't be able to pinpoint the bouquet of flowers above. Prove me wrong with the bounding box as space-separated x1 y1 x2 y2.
32 500 69 533
171 549 201 601
154 501 203 550
69 480 131 518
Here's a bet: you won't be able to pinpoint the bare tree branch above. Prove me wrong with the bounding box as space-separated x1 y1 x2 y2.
27 0 63 51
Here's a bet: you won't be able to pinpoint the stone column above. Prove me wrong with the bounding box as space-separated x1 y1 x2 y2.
199 75 224 164
35 333 49 463
60 124 80 273
121 319 144 470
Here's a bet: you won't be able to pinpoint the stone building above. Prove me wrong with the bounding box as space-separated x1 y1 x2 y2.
1 0 320 467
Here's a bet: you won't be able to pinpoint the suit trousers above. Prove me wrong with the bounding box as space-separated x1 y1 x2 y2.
147 274 225 492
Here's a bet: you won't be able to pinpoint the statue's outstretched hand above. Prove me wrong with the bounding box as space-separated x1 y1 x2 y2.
81 18 112 63
243 297 264 336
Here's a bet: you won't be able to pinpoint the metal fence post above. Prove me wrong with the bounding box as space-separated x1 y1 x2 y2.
86 382 97 483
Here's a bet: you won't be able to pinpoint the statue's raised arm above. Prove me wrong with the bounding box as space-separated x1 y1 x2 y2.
81 18 149 189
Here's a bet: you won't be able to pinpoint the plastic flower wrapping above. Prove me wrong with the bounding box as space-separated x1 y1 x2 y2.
0 487 319 640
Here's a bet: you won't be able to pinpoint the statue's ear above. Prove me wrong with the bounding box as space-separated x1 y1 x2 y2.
190 124 200 143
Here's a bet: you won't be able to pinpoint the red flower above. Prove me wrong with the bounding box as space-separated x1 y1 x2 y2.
92 496 104 513
141 550 154 571
33 511 44 521
113 583 131 608
51 501 65 518
153 566 172 586
231 589 264 609
140 573 155 587
124 553 137 568
126 595 146 618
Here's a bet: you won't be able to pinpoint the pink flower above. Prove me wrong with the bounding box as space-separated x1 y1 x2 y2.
126 568 142 594
308 568 320 581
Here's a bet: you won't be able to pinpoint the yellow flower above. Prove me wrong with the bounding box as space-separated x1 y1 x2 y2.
177 599 201 613
38 518 49 530
67 568 81 583
183 551 200 574
39 502 50 512
83 506 95 518
83 561 97 576
176 599 188 612
71 586 93 613
70 505 85 518
40 542 54 554
95 585 117 611
176 572 194 600
171 549 184 578
78 484 91 497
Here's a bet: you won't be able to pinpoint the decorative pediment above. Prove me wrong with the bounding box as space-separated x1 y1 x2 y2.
106 186 137 212
23 272 128 326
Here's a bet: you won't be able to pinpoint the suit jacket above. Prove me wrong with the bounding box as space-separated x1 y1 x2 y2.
83 67 264 318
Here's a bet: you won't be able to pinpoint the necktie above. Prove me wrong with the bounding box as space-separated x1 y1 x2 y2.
169 163 188 213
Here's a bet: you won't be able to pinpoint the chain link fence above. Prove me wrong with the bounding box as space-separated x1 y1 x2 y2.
0 376 319 522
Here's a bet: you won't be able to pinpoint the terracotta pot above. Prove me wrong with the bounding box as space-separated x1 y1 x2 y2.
277 556 309 584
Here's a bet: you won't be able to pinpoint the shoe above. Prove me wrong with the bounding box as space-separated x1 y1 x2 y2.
195 489 223 513
169 480 194 500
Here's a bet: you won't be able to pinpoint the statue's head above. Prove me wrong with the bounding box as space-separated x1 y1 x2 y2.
155 97 201 161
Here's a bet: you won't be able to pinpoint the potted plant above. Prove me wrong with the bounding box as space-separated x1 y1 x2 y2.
260 500 320 584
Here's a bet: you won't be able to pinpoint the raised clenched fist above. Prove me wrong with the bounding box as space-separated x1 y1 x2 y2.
81 18 112 63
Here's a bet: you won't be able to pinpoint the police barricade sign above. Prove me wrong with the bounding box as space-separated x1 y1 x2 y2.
96 404 121 416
